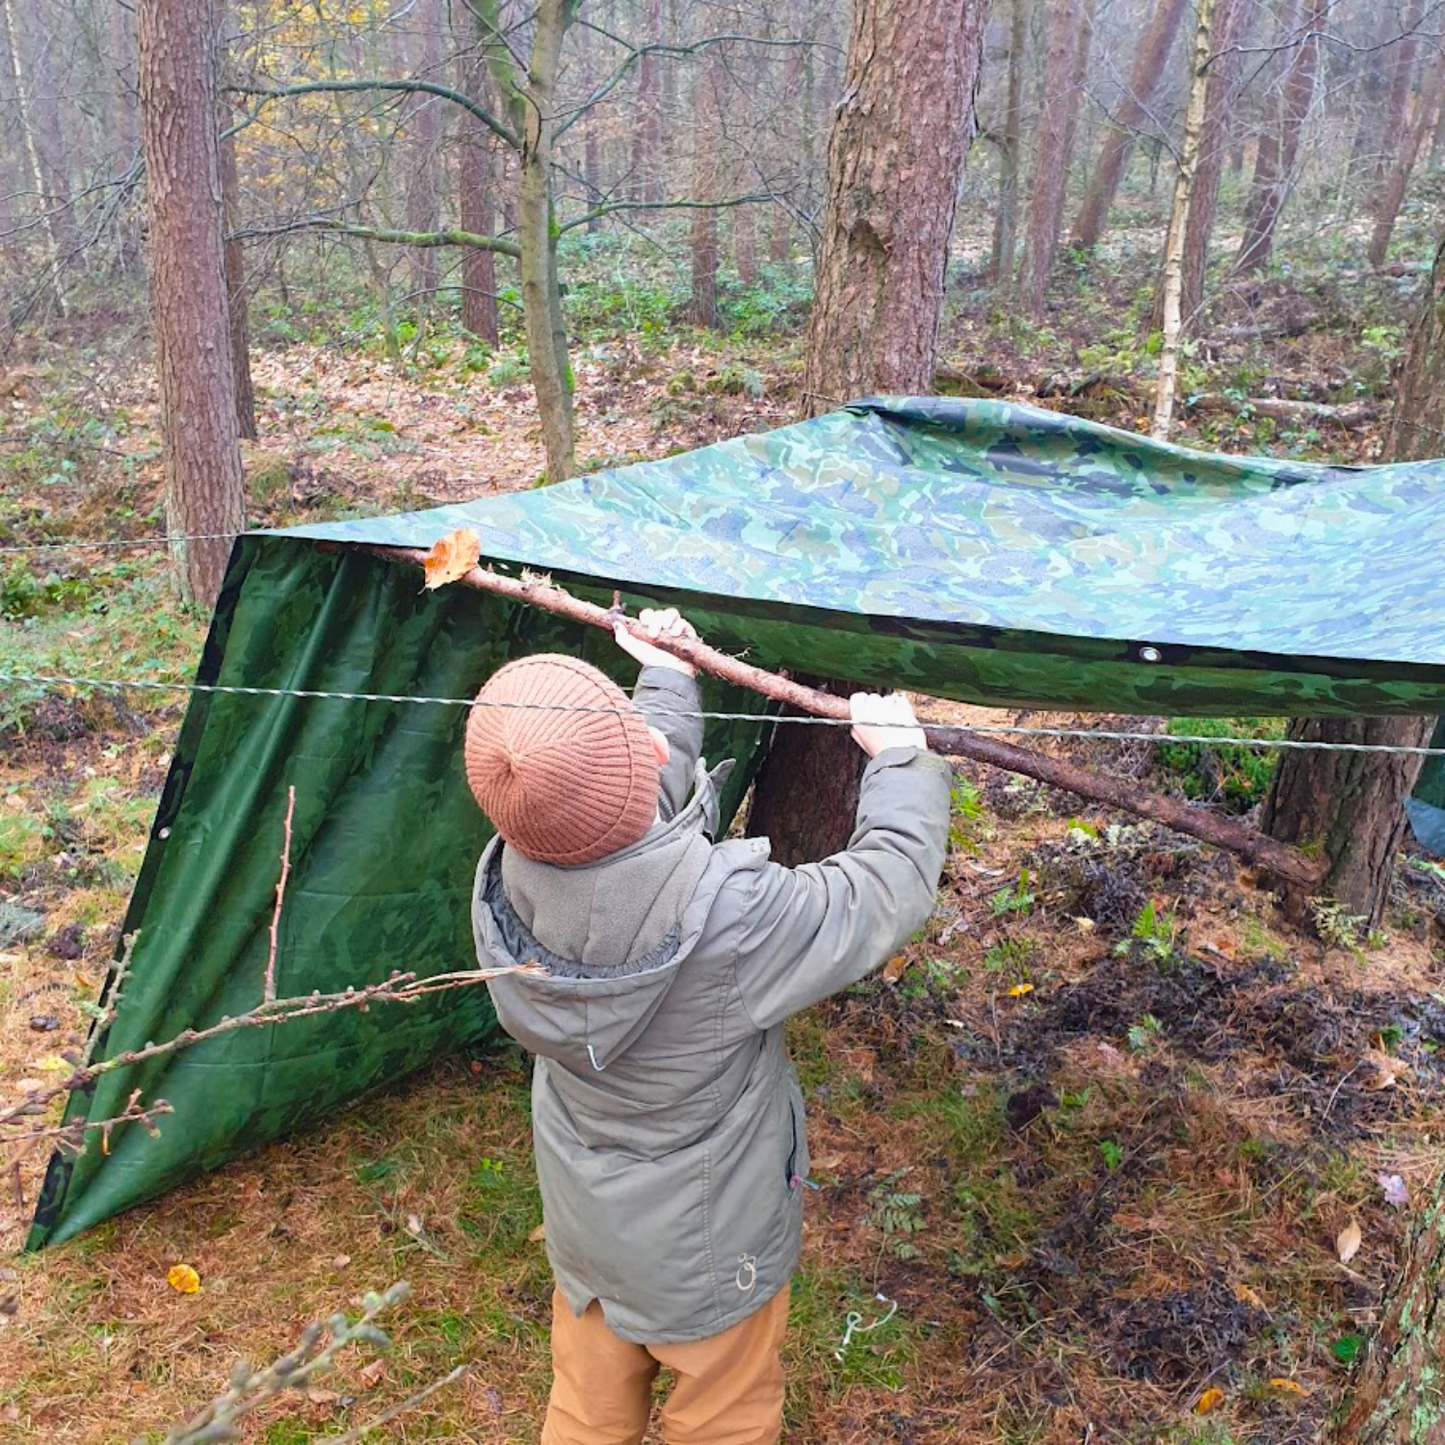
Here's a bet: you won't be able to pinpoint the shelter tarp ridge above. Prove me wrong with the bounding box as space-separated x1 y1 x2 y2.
29 397 1445 1247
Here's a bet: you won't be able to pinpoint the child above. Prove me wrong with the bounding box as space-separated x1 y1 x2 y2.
465 609 952 1445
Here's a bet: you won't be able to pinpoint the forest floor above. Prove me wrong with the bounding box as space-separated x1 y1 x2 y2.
0 231 1442 1445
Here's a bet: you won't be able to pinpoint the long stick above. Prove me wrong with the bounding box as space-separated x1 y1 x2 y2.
336 543 1325 886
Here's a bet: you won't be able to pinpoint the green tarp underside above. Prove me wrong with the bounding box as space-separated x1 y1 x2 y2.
29 541 771 1248
30 395 1445 1247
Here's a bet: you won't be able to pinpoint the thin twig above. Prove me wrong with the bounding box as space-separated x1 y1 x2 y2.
265 785 296 1003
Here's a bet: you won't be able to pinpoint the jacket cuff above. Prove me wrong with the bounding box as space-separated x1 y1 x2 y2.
863 745 950 778
635 665 699 703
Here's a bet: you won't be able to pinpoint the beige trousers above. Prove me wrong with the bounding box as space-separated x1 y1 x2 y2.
540 1285 790 1445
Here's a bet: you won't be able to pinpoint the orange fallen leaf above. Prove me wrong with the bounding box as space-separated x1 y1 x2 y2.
1233 1282 1267 1310
528 1223 546 1243
167 1264 200 1294
1194 1387 1225 1415
421 528 481 590
882 955 909 984
1007 983 1034 998
1269 1377 1309 1396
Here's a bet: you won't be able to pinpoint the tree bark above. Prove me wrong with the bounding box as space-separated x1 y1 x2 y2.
746 678 869 866
1175 0 1249 328
405 0 444 302
1330 1172 1445 1444
139 0 246 607
989 0 1030 284
1372 0 1427 186
630 0 663 204
219 115 256 441
1018 0 1084 316
1 0 67 315
1367 62 1445 269
803 0 988 413
1070 0 1190 252
457 8 499 345
1262 716 1434 931
1151 0 1217 440
791 0 987 859
506 0 576 482
1387 234 1445 463
1235 0 1323 276
690 56 724 329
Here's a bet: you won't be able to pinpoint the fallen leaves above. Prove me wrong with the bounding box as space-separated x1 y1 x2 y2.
166 1263 200 1294
882 954 909 984
527 1223 546 1243
1194 1387 1225 1415
1363 1050 1412 1090
1336 1219 1363 1264
1006 982 1034 998
421 528 481 589
1268 1377 1310 1397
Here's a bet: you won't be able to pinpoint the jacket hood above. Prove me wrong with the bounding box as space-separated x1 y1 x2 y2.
474 759 734 1071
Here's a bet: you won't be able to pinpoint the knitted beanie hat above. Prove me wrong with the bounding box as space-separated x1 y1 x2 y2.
464 654 660 866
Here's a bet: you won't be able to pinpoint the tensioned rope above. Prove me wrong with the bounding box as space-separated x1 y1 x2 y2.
1 671 1442 756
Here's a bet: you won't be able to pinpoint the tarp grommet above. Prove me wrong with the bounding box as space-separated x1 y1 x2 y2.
1138 646 1162 664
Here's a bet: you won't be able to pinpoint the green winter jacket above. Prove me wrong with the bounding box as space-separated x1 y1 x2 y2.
473 667 952 1344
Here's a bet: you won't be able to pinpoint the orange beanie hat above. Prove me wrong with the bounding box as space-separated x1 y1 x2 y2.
464 654 660 866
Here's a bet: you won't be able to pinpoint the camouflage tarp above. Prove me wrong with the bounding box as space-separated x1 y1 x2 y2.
31 396 1445 1247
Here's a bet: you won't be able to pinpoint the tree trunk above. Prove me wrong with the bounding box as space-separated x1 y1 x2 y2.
989 0 1030 284
510 0 576 482
139 0 246 607
1070 0 1190 252
219 113 256 441
1367 64 1445 269
405 0 444 302
690 57 723 329
1372 0 1427 186
781 0 986 860
746 679 869 866
1235 0 1322 276
733 205 757 285
630 0 662 204
109 0 143 275
1330 1172 1445 1444
1 0 67 315
1262 716 1434 931
1152 0 1217 440
457 9 499 345
1017 0 1084 317
1387 234 1445 463
803 0 988 413
1173 0 1250 330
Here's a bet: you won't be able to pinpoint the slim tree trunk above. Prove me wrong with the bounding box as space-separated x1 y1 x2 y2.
1367 65 1445 269
139 0 245 607
1152 0 1217 440
1331 1172 1445 1445
1070 0 1190 252
1018 0 1084 316
775 0 987 859
1175 0 1249 328
2 0 67 315
457 10 499 345
631 0 662 204
219 113 256 441
690 56 723 329
406 0 444 302
733 205 757 285
1373 0 1427 186
990 0 1030 284
502 0 576 482
1387 233 1445 463
1235 0 1323 276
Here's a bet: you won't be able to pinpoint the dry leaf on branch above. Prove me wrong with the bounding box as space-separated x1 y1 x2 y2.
421 528 481 590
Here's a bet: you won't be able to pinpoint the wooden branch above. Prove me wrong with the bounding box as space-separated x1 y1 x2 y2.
340 543 1326 887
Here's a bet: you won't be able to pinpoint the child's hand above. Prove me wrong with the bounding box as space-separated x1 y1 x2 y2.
614 607 699 678
850 692 928 757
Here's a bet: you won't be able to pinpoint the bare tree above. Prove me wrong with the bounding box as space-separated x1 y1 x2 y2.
1367 40 1445 268
1070 0 1190 253
689 53 724 329
456 3 500 345
989 0 1031 284
139 0 245 605
1235 0 1324 276
1018 0 1084 317
1152 0 1218 439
